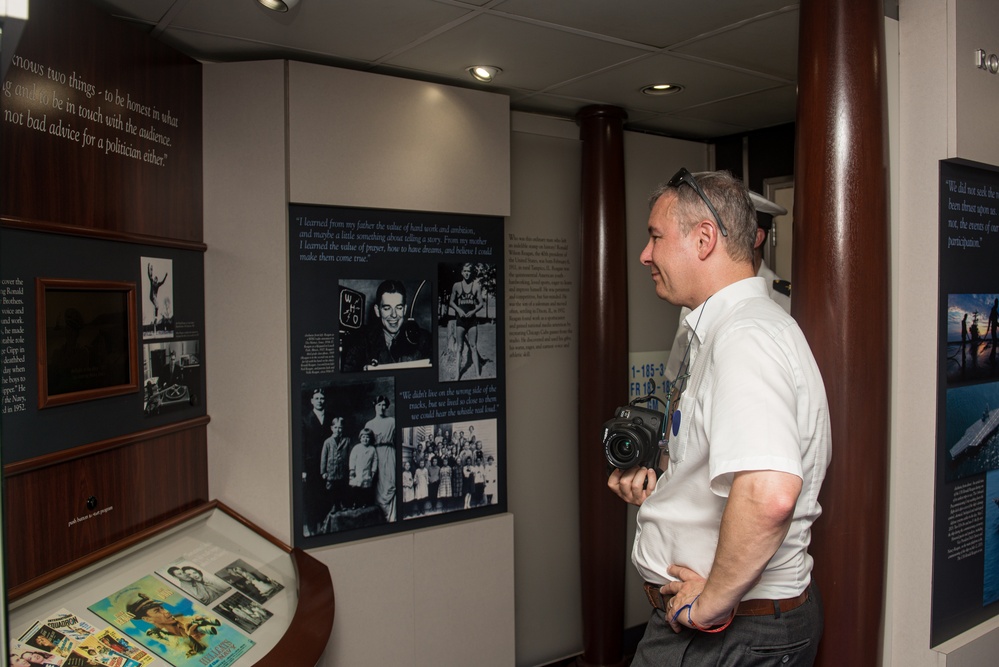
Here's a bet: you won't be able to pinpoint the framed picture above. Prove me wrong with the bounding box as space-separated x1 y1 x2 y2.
36 278 139 408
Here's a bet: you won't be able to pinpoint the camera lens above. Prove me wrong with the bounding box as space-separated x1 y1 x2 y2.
604 426 647 469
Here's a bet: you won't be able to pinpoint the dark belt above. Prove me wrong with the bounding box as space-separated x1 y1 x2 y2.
643 582 809 618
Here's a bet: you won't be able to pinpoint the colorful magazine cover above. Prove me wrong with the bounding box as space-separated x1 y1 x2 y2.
95 628 154 666
154 559 231 606
41 609 99 643
17 623 75 658
8 641 65 666
88 575 254 667
73 635 140 667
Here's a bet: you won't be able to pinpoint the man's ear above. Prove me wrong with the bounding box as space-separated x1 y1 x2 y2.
754 227 766 250
693 219 719 260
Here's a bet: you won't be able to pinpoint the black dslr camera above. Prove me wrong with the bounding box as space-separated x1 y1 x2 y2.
602 402 667 471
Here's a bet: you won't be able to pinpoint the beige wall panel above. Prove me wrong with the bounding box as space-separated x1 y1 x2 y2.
287 61 510 217
955 0 999 164
203 60 293 543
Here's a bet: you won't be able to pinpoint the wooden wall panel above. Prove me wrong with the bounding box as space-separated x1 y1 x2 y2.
1 0 202 242
4 423 210 592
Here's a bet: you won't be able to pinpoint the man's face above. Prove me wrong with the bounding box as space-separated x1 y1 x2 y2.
377 292 406 335
143 606 175 625
311 392 325 411
640 194 695 306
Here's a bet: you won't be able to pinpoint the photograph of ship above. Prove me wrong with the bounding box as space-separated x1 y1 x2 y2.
945 381 999 483
946 293 999 387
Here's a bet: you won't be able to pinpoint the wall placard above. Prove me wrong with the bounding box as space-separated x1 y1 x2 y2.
933 158 999 644
288 204 506 547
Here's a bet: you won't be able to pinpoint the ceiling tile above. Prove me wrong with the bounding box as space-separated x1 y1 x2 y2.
385 13 649 90
671 85 798 129
492 0 797 49
548 52 785 114
165 0 474 62
674 8 799 81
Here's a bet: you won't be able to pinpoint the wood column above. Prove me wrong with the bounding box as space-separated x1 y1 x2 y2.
574 105 629 667
794 1 890 665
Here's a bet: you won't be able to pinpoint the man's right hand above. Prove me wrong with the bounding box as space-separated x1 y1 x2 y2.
607 466 658 506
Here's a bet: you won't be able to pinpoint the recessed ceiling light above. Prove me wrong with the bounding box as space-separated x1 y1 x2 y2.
641 83 684 96
257 0 299 12
467 66 502 83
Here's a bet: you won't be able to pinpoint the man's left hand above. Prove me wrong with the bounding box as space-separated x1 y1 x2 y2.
662 565 734 633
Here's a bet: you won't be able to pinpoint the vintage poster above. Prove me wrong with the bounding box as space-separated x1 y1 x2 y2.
88 575 253 667
288 205 507 548
933 158 999 643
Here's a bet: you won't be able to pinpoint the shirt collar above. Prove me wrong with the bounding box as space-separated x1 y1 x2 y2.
682 277 768 345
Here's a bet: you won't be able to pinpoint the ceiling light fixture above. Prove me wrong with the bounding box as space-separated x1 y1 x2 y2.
257 0 299 12
467 66 502 83
641 83 684 96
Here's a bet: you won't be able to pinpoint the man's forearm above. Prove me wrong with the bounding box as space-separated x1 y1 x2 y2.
698 470 801 621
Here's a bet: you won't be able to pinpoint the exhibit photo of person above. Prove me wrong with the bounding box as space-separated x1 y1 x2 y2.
947 293 999 385
943 380 999 483
142 340 201 417
213 591 274 634
157 559 232 605
338 277 433 372
8 644 63 667
17 624 73 658
215 559 284 605
141 256 174 339
438 262 497 382
297 376 399 542
401 418 499 519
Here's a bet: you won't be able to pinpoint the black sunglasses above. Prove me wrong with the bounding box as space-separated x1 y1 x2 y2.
667 168 729 237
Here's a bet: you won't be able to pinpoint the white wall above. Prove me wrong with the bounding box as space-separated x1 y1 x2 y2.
891 0 999 664
204 59 515 667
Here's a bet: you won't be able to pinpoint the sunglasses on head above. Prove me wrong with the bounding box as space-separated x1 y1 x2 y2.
667 167 729 237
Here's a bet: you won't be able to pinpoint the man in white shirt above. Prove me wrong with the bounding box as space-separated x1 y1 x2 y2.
608 169 831 665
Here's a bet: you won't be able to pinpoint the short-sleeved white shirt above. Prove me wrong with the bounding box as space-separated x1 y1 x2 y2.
633 277 831 600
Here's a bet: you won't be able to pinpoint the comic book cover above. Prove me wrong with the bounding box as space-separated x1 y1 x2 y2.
72 635 140 667
7 640 65 666
17 622 76 658
95 628 155 666
88 575 253 667
41 609 99 643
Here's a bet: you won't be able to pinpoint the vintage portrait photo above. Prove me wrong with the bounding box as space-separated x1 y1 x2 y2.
338 278 433 372
213 591 273 634
141 256 174 340
142 340 201 417
156 558 231 605
438 262 497 382
402 418 498 519
299 376 399 541
214 559 284 605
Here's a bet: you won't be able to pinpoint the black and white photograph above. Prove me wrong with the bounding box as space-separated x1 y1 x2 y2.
215 559 284 605
299 376 399 540
438 262 497 382
213 591 273 634
142 340 201 416
141 256 174 339
402 418 499 519
156 559 231 605
338 277 434 372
